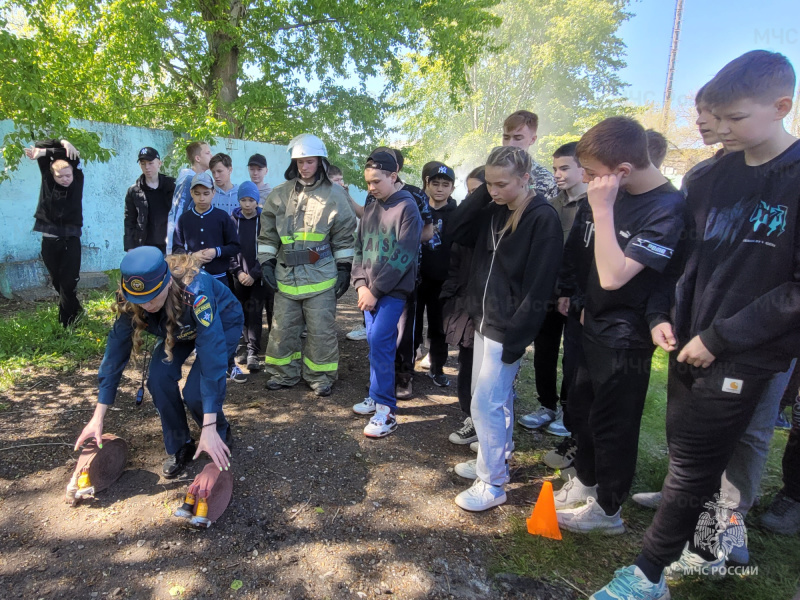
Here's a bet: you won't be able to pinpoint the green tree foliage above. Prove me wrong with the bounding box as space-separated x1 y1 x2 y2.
392 0 632 175
0 0 499 181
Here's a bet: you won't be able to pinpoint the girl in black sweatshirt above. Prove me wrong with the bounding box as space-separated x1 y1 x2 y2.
448 146 563 511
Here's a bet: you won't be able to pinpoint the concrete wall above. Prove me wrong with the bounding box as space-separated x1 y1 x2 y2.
0 119 365 297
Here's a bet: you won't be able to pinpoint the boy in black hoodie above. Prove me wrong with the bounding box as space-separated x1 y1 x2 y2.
230 181 272 372
553 117 686 537
25 139 85 328
415 163 458 387
594 51 800 599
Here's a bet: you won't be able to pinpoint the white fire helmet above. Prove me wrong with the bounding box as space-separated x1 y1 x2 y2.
287 134 328 159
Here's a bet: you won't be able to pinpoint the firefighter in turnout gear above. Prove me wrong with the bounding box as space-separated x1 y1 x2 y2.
257 134 357 396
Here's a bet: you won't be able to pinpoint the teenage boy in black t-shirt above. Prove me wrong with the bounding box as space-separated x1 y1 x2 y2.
593 51 800 599
553 117 686 536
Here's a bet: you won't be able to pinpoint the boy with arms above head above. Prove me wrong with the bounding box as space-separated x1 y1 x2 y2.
502 110 559 200
552 117 686 537
519 141 587 437
592 51 800 600
351 151 423 437
168 141 213 254
124 147 176 254
414 163 458 387
247 153 272 205
210 153 239 215
25 139 85 327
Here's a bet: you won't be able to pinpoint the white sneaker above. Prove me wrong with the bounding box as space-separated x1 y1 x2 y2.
469 441 479 453
420 353 431 370
363 404 398 438
353 397 376 415
632 491 663 510
455 479 507 512
346 326 367 341
454 459 511 483
557 497 625 535
664 542 725 581
554 476 598 510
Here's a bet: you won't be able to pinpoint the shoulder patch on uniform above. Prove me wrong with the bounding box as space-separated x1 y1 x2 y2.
193 296 213 327
193 294 208 308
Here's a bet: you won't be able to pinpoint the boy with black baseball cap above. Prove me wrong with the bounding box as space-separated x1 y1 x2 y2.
124 147 176 254
352 151 423 437
415 163 458 387
247 153 272 204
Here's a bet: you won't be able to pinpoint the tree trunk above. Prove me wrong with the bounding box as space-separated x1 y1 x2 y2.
200 0 246 136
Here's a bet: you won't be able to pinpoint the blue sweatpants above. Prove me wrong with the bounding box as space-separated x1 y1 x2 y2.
147 328 238 455
365 295 406 411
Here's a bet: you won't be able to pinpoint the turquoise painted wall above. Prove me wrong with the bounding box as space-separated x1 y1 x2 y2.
0 119 365 295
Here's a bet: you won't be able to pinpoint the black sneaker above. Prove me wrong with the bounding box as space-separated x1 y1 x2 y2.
162 440 196 479
429 372 450 387
761 491 800 535
265 379 290 391
246 355 261 372
543 437 578 470
228 366 248 384
313 384 332 397
449 416 478 445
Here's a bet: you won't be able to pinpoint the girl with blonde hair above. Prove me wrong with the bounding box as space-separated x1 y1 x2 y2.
447 146 564 511
75 247 243 478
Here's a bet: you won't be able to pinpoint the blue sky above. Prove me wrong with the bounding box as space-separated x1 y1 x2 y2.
619 0 800 108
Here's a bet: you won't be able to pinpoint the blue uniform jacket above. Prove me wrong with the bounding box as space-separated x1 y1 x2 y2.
97 271 244 413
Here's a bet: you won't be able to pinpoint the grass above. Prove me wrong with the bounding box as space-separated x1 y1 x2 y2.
496 349 800 600
0 274 119 392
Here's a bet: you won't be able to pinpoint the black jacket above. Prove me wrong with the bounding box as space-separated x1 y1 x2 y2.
32 139 84 237
124 174 176 251
230 207 263 279
441 242 475 348
557 197 594 319
421 197 458 281
449 184 563 364
674 141 800 372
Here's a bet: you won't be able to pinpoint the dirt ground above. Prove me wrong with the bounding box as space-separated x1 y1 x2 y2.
0 290 574 600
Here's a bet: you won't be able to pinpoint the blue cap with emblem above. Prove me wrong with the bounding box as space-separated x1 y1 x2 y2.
120 247 171 304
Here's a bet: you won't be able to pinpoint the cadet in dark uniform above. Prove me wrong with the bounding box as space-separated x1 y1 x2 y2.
74 247 244 478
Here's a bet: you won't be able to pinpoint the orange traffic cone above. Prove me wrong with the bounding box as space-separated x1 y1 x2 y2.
527 480 562 540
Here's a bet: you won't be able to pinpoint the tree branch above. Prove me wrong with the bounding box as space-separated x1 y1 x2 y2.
277 18 340 32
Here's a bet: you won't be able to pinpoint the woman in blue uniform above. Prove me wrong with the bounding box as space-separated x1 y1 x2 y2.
74 246 244 478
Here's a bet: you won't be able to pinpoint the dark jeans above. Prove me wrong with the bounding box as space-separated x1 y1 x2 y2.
560 314 583 432
533 304 566 411
395 291 417 386
784 396 800 501
232 277 272 357
641 357 779 568
41 236 82 327
571 337 654 514
148 340 234 455
414 277 448 375
457 344 474 416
